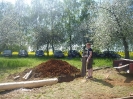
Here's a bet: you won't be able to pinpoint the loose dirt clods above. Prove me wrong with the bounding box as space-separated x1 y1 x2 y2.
2 66 133 99
34 59 80 78
8 59 81 82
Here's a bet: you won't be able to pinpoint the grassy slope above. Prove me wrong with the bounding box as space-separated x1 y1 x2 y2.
0 51 131 76
0 55 133 98
0 55 114 82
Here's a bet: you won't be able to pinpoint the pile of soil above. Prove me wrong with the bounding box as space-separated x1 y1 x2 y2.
8 59 81 82
34 59 80 78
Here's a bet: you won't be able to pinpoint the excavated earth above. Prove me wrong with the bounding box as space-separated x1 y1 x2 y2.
1 62 133 99
8 59 81 82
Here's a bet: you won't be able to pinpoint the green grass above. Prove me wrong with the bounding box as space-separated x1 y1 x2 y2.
93 58 114 67
2 51 133 82
0 55 114 82
63 57 114 69
0 56 114 70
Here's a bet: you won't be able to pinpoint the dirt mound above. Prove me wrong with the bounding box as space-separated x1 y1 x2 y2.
33 59 80 78
8 59 81 82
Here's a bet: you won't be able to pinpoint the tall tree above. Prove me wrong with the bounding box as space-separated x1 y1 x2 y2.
93 0 133 58
62 0 81 50
30 0 65 55
0 2 21 51
15 0 30 50
78 0 96 49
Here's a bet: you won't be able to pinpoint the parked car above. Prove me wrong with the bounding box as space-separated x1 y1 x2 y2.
93 52 99 57
54 50 64 58
18 50 28 57
2 50 12 57
68 50 81 58
102 51 121 58
93 52 104 58
35 50 44 57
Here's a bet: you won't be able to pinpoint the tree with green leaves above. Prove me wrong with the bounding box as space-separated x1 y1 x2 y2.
76 0 96 50
30 0 65 55
93 0 133 59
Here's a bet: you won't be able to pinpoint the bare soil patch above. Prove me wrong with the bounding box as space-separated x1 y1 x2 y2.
8 59 80 82
105 73 133 86
1 60 133 99
98 68 133 86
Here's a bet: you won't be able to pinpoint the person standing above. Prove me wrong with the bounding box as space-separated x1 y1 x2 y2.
86 43 93 79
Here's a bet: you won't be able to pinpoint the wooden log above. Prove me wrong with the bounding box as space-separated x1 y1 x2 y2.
25 70 32 80
81 57 87 77
120 59 133 62
114 64 129 69
114 64 129 72
0 78 58 91
23 72 29 79
13 76 20 80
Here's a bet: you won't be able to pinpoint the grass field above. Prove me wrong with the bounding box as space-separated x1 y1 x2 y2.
0 51 133 82
1 53 133 99
1 50 133 80
0 55 114 82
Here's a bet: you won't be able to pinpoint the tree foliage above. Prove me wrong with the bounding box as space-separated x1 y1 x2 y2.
0 0 132 58
93 0 133 58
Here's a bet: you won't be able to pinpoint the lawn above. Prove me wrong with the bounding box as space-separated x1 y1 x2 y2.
1 55 133 99
1 50 133 82
0 55 114 82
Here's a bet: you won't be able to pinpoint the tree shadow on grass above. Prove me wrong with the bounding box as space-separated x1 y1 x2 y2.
90 78 114 88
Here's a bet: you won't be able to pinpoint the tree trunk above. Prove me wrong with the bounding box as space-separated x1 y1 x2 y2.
69 35 72 50
36 44 39 50
46 42 49 56
111 10 130 59
122 37 130 59
51 38 54 53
